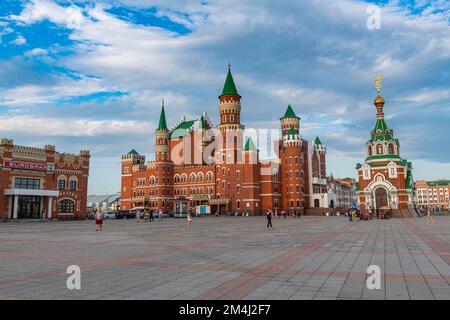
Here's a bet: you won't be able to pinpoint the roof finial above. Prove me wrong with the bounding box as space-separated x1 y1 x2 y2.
374 75 383 95
162 97 165 108
228 61 231 70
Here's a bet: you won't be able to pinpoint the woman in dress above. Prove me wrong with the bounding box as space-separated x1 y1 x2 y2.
95 208 103 231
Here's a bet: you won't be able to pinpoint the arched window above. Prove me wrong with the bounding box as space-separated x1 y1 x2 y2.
377 144 383 155
236 171 240 180
368 146 373 156
57 175 67 190
68 177 78 191
237 185 241 193
388 143 394 155
197 173 203 183
190 174 196 183
58 199 75 213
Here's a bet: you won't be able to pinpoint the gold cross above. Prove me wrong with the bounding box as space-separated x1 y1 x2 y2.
375 75 383 94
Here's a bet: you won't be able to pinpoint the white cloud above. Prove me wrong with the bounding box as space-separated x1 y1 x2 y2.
24 48 48 57
0 116 153 137
12 35 26 45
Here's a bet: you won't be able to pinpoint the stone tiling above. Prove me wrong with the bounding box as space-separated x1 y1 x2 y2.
0 216 449 300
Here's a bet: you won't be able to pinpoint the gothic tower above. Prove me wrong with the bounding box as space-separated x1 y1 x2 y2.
218 66 244 165
279 106 304 213
154 103 173 213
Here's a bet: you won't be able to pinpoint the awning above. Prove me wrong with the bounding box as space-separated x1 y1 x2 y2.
4 189 59 197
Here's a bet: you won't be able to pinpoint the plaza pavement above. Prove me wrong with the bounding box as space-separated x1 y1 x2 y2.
0 216 450 300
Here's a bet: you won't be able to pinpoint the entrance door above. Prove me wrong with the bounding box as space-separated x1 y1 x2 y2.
18 196 41 219
375 188 389 209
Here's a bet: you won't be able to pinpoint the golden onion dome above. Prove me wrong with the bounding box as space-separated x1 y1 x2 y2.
374 94 385 104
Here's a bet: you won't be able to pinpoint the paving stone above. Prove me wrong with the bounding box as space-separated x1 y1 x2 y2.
1 217 449 300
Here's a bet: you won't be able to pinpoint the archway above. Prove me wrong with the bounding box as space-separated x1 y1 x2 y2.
374 187 389 209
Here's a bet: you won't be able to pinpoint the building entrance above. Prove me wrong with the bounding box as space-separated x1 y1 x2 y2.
375 188 389 209
18 196 41 219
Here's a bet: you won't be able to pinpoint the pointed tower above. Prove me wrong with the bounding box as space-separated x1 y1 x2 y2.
154 101 173 213
356 75 415 216
218 65 244 165
309 136 328 208
280 105 300 136
279 105 304 214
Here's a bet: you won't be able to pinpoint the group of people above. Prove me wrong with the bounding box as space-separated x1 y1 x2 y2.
136 209 164 223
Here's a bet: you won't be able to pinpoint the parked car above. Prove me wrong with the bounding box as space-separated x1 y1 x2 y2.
103 211 116 219
114 210 128 219
154 211 169 218
123 211 136 219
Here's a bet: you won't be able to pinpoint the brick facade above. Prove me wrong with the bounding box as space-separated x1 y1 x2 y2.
120 68 327 215
0 138 90 220
356 80 415 213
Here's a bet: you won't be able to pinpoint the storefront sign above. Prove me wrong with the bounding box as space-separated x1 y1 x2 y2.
3 161 54 172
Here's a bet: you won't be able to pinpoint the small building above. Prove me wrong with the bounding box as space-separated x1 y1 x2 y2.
0 139 90 220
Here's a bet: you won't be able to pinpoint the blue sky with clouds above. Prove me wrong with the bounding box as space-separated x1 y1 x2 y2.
0 0 449 195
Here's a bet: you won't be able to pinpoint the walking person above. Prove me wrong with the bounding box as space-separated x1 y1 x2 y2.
187 210 192 229
266 208 273 230
136 209 141 223
95 208 103 231
348 209 353 222
158 209 163 222
149 210 155 223
426 206 435 224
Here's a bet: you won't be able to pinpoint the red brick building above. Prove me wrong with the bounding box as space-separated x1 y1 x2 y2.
356 76 415 217
120 68 327 215
0 139 90 220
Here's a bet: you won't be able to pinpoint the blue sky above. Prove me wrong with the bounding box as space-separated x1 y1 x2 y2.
0 0 449 195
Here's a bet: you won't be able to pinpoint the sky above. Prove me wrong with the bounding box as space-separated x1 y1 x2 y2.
0 0 449 195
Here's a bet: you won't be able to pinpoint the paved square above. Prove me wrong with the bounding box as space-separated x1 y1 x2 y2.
1 216 450 300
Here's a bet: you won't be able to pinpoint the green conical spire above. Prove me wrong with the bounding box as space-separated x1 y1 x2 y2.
244 137 257 151
128 149 139 155
282 105 298 119
157 102 167 131
221 66 239 96
314 136 322 145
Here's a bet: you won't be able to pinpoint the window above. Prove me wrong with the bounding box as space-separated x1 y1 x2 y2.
388 144 394 154
15 178 40 190
368 146 373 156
69 180 77 191
377 144 383 155
58 199 75 213
230 115 234 122
58 179 66 190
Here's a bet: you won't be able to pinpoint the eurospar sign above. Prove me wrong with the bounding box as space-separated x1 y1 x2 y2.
3 161 55 172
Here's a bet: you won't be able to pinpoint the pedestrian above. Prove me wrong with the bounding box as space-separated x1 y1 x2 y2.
266 208 273 230
274 208 278 219
136 209 141 223
348 209 353 222
187 210 192 228
158 210 163 222
95 208 103 231
149 210 154 222
426 206 434 224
